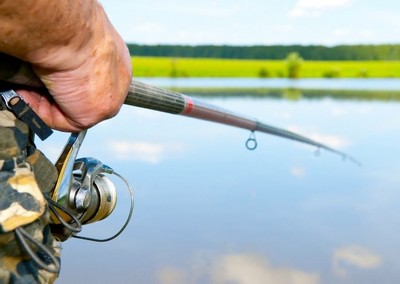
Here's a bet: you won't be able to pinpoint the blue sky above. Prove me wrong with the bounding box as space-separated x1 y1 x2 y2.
100 0 400 46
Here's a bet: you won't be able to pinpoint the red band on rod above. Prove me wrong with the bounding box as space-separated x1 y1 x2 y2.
183 97 194 114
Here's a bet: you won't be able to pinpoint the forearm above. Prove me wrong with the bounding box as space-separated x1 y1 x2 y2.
0 0 104 68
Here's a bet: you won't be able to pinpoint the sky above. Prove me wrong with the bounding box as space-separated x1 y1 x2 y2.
100 0 400 46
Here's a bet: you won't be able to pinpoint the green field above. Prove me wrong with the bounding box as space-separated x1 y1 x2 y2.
132 56 400 78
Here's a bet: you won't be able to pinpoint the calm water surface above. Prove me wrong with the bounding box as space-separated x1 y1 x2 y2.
139 77 400 91
40 79 400 284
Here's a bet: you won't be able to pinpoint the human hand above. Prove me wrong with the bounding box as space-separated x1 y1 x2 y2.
11 2 132 132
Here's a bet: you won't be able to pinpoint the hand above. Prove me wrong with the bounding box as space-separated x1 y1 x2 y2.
16 44 132 132
8 2 132 132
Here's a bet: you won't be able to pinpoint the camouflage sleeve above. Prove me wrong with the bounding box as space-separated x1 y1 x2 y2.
0 106 60 284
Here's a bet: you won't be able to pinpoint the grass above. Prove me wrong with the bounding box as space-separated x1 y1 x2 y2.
131 56 400 78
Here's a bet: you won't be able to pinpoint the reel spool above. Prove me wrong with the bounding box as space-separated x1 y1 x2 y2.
69 158 118 225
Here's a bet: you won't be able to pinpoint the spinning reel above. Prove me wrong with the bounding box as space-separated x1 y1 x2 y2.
48 131 134 242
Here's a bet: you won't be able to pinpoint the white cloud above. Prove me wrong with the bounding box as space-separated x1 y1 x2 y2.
332 245 382 277
107 140 184 164
289 0 353 18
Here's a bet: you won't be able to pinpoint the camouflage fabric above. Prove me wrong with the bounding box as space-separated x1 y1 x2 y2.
0 104 60 283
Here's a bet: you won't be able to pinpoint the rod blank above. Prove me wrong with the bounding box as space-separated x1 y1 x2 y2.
127 80 360 165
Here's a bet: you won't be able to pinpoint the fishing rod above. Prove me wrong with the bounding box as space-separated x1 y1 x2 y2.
0 54 359 164
127 80 359 164
0 54 360 242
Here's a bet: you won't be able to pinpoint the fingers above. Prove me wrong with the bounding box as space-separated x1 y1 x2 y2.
15 89 80 132
4 1 132 133
18 4 132 132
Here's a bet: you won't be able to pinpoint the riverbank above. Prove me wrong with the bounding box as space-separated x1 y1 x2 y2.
132 56 400 78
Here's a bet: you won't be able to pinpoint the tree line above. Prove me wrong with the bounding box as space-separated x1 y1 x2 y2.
127 44 400 61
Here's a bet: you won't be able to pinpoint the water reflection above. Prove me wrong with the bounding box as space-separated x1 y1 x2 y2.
157 253 320 284
332 246 382 278
156 247 382 284
37 85 400 284
107 140 185 164
139 77 400 92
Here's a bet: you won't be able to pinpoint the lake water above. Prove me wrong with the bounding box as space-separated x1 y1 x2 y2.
138 77 400 91
40 78 400 284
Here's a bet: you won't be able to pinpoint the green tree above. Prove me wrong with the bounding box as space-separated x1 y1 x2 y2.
286 52 303 78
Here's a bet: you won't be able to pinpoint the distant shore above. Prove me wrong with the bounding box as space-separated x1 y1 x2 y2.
132 56 400 79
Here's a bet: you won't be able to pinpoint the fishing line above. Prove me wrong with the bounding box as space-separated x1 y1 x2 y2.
15 227 61 273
